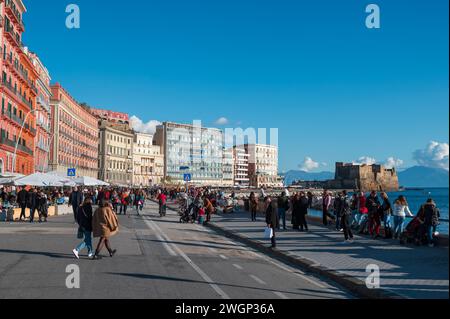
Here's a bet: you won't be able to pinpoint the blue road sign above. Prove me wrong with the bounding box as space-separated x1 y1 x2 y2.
67 168 76 177
183 174 192 182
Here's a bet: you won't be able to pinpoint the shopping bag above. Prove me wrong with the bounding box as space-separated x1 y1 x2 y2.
264 227 273 239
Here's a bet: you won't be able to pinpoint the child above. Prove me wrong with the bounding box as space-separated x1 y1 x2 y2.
198 207 206 225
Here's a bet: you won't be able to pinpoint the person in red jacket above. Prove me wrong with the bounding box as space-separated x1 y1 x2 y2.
157 191 167 217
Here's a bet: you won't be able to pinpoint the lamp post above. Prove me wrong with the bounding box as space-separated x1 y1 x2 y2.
12 109 37 174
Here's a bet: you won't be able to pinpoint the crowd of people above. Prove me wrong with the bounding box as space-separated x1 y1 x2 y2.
1 184 444 259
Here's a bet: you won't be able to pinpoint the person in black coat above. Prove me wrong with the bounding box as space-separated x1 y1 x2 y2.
265 197 279 248
73 198 94 259
28 188 38 223
297 192 309 231
17 187 28 221
69 187 84 222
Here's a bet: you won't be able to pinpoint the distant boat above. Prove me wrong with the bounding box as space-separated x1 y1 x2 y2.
404 187 426 191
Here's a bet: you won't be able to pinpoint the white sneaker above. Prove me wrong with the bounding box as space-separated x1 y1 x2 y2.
348 239 354 244
88 252 94 258
72 249 80 259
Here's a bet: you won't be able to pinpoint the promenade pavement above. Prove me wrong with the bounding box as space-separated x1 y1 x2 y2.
205 207 449 299
0 201 353 299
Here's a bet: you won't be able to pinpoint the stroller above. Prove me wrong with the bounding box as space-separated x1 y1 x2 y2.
180 203 197 224
400 217 438 246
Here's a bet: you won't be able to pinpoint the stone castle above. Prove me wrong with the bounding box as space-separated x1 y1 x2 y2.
325 162 400 192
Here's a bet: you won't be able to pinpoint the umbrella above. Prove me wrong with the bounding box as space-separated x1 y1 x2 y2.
73 176 109 186
14 173 76 187
0 174 25 186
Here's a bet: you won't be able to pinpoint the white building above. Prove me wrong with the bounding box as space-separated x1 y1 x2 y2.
132 132 164 187
222 147 234 186
245 144 282 188
233 146 249 186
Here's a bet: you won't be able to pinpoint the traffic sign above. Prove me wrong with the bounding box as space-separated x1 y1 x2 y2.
183 174 192 182
67 168 76 177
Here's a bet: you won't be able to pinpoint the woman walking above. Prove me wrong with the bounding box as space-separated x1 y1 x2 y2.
92 200 119 260
265 196 279 248
393 196 414 240
72 198 94 259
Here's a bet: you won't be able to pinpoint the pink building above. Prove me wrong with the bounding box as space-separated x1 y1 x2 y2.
50 84 99 178
90 108 129 125
26 49 51 172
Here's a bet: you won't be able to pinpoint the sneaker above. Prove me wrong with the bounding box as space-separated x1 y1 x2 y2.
88 252 94 258
110 249 117 257
72 249 80 260
341 240 351 244
428 243 435 248
348 239 354 244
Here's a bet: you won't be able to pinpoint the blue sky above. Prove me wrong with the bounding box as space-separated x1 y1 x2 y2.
22 0 449 172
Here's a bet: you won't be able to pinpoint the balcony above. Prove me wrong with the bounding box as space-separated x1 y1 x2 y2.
5 0 25 32
1 79 33 111
3 25 22 49
0 136 33 155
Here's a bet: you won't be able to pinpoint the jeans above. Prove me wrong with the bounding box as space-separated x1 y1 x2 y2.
384 214 392 229
278 208 286 230
342 214 353 240
351 210 360 226
76 230 93 255
335 211 341 230
425 225 434 245
359 214 369 232
393 216 406 238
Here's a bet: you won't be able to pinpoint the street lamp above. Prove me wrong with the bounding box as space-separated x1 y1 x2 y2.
12 109 37 174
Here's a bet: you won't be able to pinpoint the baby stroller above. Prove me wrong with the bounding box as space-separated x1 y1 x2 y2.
180 203 197 224
399 217 435 246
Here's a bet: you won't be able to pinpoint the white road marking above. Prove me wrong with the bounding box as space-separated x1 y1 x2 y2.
142 218 177 257
274 291 289 299
208 247 219 253
249 275 267 285
148 219 230 300
233 264 243 270
219 254 229 260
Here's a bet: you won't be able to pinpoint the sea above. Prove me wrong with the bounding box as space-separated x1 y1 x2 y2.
387 188 449 234
307 188 449 235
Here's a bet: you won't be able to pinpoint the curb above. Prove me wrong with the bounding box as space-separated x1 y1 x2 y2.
163 200 406 299
204 220 407 300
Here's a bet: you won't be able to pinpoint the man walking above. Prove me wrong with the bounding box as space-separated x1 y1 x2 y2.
69 187 84 222
28 188 38 223
17 187 28 222
277 192 289 231
265 196 279 248
367 191 381 239
338 191 354 243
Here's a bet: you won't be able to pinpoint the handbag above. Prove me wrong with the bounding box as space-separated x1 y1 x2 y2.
264 227 274 239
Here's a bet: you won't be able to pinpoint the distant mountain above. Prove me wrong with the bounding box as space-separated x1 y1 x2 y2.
398 166 449 188
283 170 334 186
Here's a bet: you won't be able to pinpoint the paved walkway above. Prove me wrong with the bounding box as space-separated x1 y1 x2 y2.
207 209 449 299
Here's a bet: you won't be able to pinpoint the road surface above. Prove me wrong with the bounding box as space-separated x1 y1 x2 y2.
0 201 352 299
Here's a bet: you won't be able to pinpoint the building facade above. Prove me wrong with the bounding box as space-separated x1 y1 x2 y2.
245 144 282 188
98 120 134 186
50 84 98 178
154 122 223 186
26 49 51 172
233 146 249 186
132 132 164 187
0 0 39 175
222 147 234 186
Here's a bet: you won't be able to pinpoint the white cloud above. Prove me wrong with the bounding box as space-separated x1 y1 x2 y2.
130 116 161 134
353 156 377 166
214 117 229 125
413 141 449 171
299 157 320 172
384 157 404 169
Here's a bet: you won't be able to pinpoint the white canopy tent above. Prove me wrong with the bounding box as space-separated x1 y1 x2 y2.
73 176 109 187
14 173 77 187
0 173 25 186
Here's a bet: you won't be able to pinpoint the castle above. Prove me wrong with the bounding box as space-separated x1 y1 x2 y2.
325 162 400 192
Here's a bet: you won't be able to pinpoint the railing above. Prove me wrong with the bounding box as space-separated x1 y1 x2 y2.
0 136 33 155
1 79 33 111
